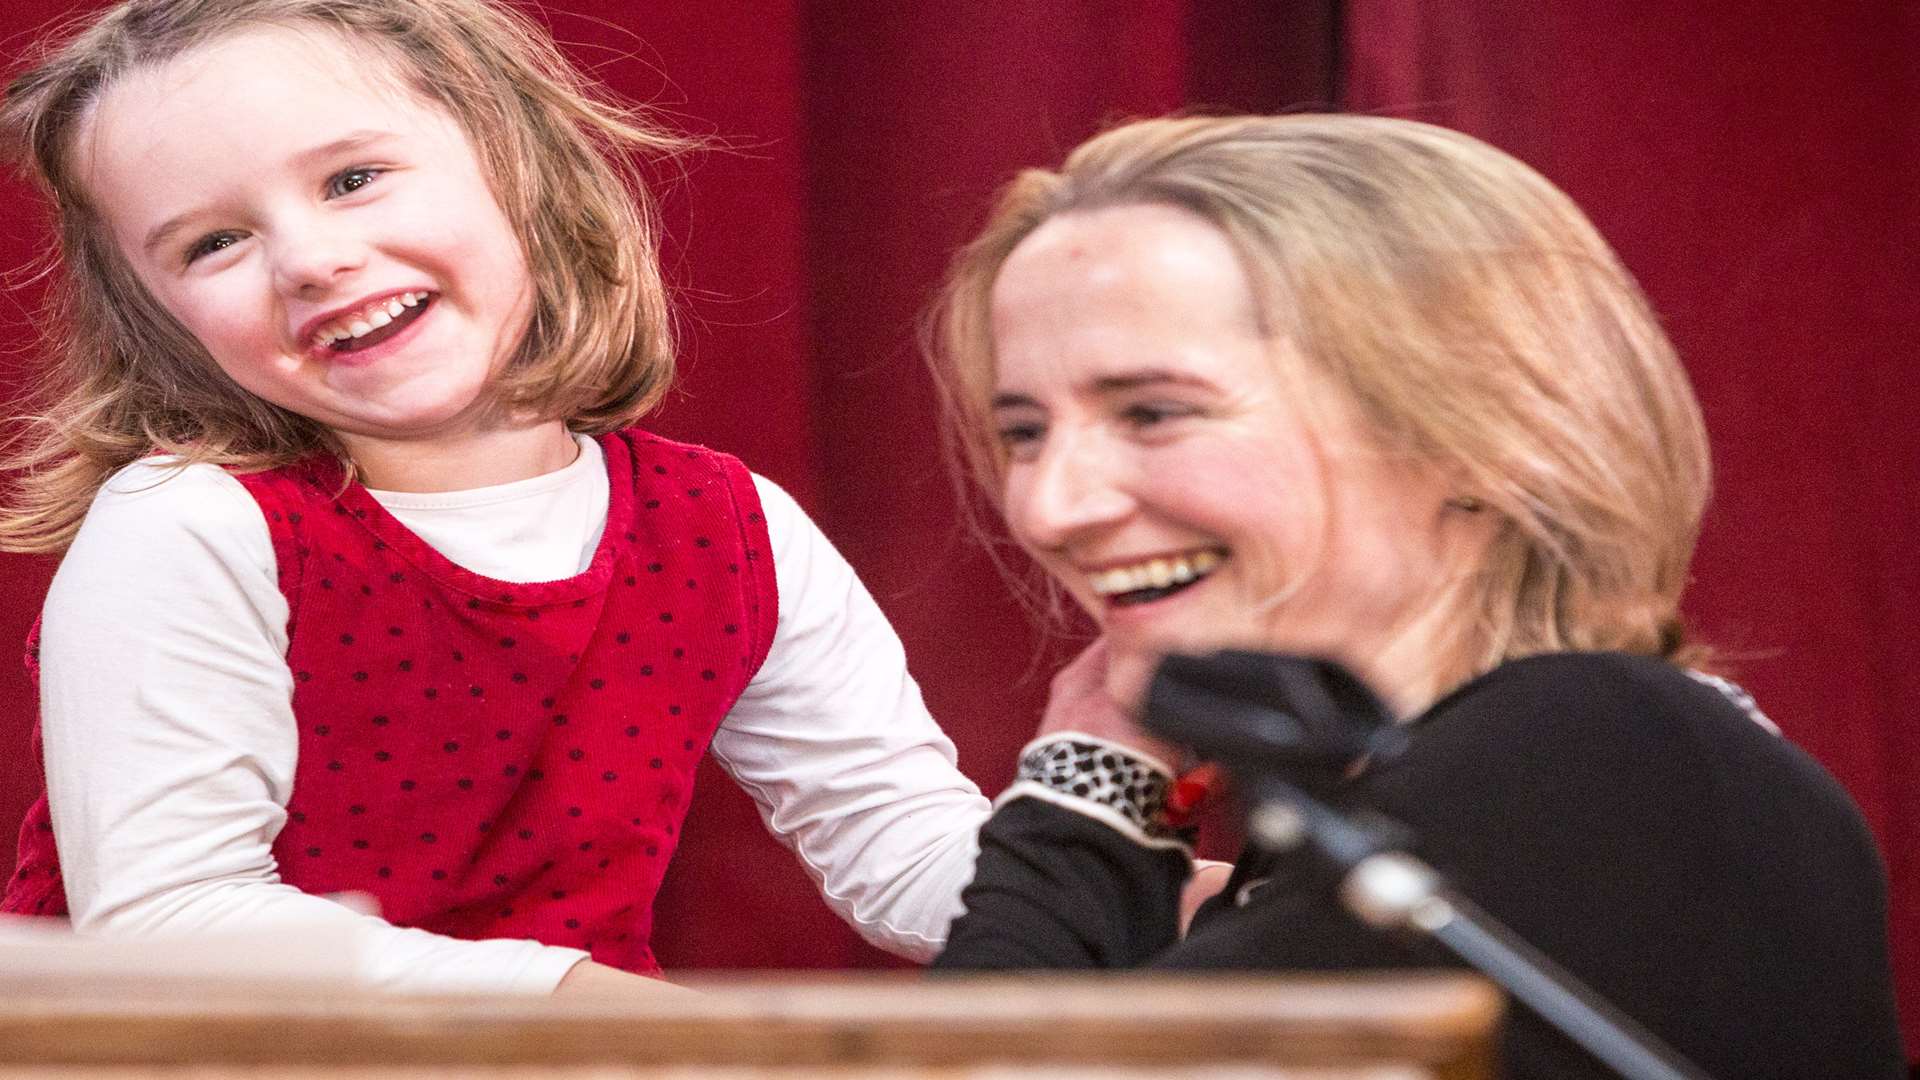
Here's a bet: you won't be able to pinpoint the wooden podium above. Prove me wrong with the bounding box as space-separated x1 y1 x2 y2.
0 971 1501 1078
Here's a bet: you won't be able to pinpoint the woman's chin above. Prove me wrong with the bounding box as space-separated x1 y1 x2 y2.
1103 625 1301 710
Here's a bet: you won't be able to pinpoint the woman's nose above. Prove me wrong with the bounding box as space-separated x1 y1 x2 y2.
1008 433 1135 551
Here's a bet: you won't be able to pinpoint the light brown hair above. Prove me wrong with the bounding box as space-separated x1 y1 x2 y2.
930 115 1712 673
0 0 689 552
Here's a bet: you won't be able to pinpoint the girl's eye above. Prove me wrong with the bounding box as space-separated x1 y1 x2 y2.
184 231 243 265
326 167 384 198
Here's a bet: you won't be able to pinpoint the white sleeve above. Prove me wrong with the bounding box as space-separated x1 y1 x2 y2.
709 476 990 962
39 461 586 995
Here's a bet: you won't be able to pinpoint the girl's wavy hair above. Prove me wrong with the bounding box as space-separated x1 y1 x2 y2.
0 0 689 552
929 115 1713 675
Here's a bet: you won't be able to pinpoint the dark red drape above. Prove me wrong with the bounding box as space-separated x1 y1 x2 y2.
0 0 1909 1056
1342 0 1919 1055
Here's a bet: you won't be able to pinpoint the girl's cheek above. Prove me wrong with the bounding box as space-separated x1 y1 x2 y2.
201 303 275 351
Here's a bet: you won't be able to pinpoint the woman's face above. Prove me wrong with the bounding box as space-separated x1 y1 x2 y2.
988 204 1468 710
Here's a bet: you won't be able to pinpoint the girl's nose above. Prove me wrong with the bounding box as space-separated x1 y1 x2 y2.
1008 432 1136 552
270 222 367 298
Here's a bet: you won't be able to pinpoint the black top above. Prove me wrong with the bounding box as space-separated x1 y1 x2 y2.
935 653 1904 1079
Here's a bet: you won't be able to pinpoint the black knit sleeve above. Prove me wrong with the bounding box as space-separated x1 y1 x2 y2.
933 796 1190 970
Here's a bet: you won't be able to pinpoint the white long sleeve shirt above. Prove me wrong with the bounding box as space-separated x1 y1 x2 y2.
36 435 987 993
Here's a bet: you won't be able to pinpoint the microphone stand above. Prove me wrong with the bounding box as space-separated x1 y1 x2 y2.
1240 775 1711 1080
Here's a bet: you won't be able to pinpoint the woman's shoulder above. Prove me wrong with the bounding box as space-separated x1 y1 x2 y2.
1413 652 1811 789
1397 652 1872 848
1429 651 1773 747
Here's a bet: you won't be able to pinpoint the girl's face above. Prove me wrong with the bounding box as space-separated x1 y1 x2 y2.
77 26 535 474
988 204 1472 713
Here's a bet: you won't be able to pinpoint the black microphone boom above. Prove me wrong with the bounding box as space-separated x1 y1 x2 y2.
1143 650 1408 792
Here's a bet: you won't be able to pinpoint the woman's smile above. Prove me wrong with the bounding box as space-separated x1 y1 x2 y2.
1084 548 1228 606
989 203 1463 708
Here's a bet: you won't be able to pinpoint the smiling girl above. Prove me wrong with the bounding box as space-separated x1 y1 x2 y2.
0 0 987 995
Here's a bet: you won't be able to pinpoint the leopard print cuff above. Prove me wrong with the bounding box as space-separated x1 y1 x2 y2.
998 735 1190 850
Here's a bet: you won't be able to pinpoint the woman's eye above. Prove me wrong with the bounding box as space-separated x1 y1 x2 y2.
326 167 384 198
184 232 242 265
1120 402 1195 429
995 421 1046 458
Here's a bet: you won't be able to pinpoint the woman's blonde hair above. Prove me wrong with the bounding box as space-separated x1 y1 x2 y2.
930 114 1711 672
0 0 689 552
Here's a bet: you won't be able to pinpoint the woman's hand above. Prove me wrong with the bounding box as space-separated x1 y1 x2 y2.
1038 639 1184 767
1180 860 1235 934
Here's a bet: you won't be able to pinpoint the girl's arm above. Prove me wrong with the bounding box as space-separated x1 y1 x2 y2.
707 477 991 962
38 461 588 994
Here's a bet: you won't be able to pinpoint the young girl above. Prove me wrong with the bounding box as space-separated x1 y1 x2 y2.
0 0 988 995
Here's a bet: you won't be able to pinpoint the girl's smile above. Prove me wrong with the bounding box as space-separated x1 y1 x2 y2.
76 26 550 488
302 289 435 361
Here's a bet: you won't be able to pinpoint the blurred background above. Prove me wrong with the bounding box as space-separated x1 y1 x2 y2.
1 0 1913 1061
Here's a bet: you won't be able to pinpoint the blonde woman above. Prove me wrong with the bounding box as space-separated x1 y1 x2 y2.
928 115 1901 1079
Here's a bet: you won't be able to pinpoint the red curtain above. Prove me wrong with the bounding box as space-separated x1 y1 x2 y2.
1343 1 1920 1055
0 0 1910 1055
657 0 1332 968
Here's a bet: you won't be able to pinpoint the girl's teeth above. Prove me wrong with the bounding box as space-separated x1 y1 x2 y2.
312 293 431 349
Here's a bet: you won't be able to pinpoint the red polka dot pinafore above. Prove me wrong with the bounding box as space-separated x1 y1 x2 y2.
3 430 777 978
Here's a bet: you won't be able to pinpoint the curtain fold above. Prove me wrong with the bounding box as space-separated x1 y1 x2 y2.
1342 1 1918 1055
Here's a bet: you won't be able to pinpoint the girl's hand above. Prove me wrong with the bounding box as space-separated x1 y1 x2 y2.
1037 639 1184 767
553 959 692 998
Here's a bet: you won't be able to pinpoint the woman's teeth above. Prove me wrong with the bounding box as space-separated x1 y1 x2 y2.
1088 549 1224 602
312 291 429 350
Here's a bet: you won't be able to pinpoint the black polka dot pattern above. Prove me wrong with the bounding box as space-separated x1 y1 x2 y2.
1013 737 1179 842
